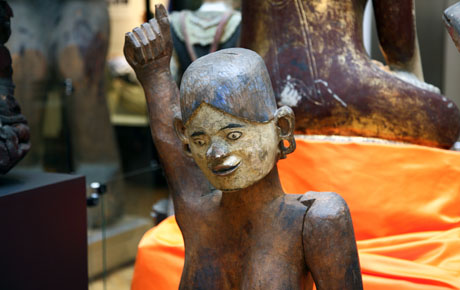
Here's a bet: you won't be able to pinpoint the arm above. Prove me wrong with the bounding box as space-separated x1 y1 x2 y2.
373 0 424 81
124 5 210 220
301 192 363 290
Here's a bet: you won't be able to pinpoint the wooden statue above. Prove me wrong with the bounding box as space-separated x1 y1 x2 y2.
0 0 30 174
7 0 123 226
124 5 363 289
240 0 460 149
444 1 460 52
7 0 120 172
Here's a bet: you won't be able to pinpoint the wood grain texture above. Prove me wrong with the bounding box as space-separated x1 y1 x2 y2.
125 5 363 289
240 0 460 148
7 0 120 167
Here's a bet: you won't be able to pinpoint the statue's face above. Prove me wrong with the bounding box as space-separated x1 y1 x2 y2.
184 104 279 192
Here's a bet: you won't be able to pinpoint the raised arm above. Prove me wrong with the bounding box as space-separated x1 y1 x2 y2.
301 192 363 290
373 0 424 81
124 5 210 219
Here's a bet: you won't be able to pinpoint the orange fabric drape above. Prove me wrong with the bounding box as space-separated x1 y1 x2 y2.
131 217 184 290
131 138 460 290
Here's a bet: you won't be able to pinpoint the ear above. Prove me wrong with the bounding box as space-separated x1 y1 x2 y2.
173 116 193 157
274 106 296 159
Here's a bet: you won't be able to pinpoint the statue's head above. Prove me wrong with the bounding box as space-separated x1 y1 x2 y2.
174 48 295 192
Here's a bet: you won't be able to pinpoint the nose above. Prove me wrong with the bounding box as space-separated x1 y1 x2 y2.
206 139 228 160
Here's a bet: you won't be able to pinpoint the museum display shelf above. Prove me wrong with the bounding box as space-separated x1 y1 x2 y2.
0 169 87 290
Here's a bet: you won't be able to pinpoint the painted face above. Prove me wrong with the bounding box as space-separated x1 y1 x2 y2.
184 104 280 192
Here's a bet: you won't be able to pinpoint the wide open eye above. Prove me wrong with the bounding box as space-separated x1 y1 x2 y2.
193 139 206 146
227 131 242 140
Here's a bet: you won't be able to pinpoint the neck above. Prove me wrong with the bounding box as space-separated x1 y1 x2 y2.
199 2 230 12
220 166 284 211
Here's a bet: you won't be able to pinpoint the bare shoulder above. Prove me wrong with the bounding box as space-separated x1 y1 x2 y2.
298 191 353 239
299 191 350 220
284 191 349 219
297 191 363 289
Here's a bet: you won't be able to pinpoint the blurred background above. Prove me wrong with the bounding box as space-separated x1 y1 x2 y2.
4 0 460 289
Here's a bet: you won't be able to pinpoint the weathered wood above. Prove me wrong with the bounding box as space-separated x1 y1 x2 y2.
240 0 460 148
125 5 362 289
7 0 122 225
7 0 120 169
0 0 30 174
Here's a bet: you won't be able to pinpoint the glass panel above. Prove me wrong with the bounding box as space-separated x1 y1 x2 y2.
5 0 170 289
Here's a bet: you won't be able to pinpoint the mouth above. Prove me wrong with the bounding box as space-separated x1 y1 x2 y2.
211 156 241 176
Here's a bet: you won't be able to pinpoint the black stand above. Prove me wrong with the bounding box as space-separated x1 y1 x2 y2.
0 170 87 290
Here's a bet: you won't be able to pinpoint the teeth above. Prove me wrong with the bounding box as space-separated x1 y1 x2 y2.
211 156 241 175
222 156 239 167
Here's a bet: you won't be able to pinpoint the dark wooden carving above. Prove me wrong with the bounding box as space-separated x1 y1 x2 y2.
444 1 460 52
240 0 460 149
0 0 30 174
7 0 123 226
7 0 119 170
125 5 363 289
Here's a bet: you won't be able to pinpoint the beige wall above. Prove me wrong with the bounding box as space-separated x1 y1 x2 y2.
108 0 169 59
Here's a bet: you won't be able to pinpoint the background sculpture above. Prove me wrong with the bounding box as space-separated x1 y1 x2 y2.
125 5 362 289
7 0 123 225
240 0 460 148
0 0 30 174
7 0 120 175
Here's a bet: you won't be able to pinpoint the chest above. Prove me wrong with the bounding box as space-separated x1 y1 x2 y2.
179 209 308 289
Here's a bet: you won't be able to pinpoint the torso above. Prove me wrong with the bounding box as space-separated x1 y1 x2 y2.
178 194 312 290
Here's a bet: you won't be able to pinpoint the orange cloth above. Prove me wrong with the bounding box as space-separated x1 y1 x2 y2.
131 217 184 290
131 139 460 290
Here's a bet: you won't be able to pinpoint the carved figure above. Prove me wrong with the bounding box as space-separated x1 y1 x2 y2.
7 0 120 173
6 0 123 227
444 1 460 52
0 0 30 174
124 5 362 289
240 0 460 148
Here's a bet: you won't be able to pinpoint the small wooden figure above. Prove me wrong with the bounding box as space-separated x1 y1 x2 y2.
7 0 119 171
124 5 363 289
0 0 30 174
7 0 123 227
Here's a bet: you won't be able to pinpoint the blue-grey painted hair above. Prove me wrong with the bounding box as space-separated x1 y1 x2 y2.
179 48 277 123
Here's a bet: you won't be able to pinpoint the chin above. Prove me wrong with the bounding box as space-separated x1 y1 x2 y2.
211 179 249 192
206 167 269 192
219 187 244 192
212 178 261 192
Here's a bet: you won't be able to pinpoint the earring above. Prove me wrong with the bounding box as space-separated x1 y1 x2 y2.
279 135 296 159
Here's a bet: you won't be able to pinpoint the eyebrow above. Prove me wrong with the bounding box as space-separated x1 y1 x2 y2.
191 131 205 137
219 123 244 131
